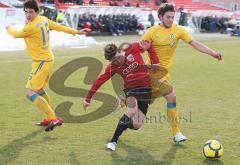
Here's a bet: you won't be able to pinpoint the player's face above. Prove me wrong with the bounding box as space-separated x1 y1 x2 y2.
24 8 38 22
111 51 125 66
159 11 175 28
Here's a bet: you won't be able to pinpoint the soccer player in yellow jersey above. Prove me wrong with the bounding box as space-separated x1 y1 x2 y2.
141 3 222 142
6 0 91 132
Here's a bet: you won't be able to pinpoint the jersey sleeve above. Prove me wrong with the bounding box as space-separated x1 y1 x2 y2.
147 45 159 65
47 17 78 35
131 42 141 54
179 26 193 43
85 64 115 103
7 24 32 38
135 42 159 65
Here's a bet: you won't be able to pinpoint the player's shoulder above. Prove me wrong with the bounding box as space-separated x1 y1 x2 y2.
131 42 140 47
38 16 50 24
128 42 141 53
106 63 115 70
39 15 48 20
173 24 188 32
32 16 48 27
107 63 119 73
146 24 160 33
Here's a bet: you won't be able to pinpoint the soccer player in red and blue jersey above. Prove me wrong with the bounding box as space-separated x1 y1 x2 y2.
83 41 159 151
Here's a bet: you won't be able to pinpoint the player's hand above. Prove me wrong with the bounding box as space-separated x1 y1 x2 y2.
151 63 160 72
212 52 222 61
77 28 91 35
140 40 151 51
83 100 90 112
6 25 10 30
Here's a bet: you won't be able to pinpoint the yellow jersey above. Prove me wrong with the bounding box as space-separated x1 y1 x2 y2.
141 24 192 70
7 15 78 61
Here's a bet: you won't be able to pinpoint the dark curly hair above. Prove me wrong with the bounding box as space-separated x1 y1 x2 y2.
158 3 175 16
24 0 39 12
104 43 118 60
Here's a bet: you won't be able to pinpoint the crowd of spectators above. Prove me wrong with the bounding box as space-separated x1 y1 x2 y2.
193 17 229 33
76 13 141 36
200 17 229 33
40 0 95 5
38 0 167 7
39 5 146 36
39 1 239 36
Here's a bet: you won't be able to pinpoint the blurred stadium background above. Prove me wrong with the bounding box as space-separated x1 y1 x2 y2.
0 0 240 164
1 0 240 51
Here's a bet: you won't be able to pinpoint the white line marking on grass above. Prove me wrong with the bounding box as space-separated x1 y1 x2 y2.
0 55 91 64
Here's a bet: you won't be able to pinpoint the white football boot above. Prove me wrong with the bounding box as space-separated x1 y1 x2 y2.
173 132 187 143
106 142 117 151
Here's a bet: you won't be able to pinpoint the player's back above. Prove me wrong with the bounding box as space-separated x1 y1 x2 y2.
25 16 53 61
112 42 150 89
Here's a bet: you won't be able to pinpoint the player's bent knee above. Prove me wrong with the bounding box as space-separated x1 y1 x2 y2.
26 89 38 102
127 109 137 118
133 123 142 130
165 91 176 102
126 96 137 108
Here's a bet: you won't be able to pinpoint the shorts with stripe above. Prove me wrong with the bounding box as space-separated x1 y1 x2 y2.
148 67 173 99
26 60 53 91
124 87 152 115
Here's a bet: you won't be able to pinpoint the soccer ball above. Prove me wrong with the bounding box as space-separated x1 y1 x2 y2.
203 140 223 158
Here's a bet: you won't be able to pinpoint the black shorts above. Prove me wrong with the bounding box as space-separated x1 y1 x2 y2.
124 87 152 115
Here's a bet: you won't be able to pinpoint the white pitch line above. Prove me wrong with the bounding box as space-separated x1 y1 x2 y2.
0 54 96 64
0 58 31 64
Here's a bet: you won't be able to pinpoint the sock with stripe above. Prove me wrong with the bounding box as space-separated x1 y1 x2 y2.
38 90 50 105
167 102 180 135
28 93 56 120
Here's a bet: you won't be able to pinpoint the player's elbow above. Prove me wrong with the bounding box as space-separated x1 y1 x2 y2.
12 35 21 38
189 40 196 46
190 40 201 48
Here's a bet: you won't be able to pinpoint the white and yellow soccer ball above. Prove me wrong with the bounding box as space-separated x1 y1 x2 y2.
203 140 223 158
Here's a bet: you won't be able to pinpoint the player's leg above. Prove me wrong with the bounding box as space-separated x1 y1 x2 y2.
107 87 151 151
110 96 137 142
148 66 170 102
132 109 145 130
132 92 151 130
164 90 187 142
26 88 56 123
107 96 138 151
148 68 186 142
26 61 62 131
37 88 50 105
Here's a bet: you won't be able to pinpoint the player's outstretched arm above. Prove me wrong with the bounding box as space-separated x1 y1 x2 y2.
82 65 113 112
76 28 91 35
190 40 222 61
140 40 160 71
6 25 31 38
83 100 90 112
48 18 91 35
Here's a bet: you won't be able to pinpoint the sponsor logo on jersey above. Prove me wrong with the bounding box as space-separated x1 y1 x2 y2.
127 54 134 62
169 34 175 39
123 62 138 75
170 42 175 47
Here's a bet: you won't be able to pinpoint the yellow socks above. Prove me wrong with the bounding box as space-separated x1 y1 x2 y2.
38 90 50 105
167 103 180 135
28 93 56 120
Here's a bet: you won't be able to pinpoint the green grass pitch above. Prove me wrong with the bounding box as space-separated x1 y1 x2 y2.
0 34 239 165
